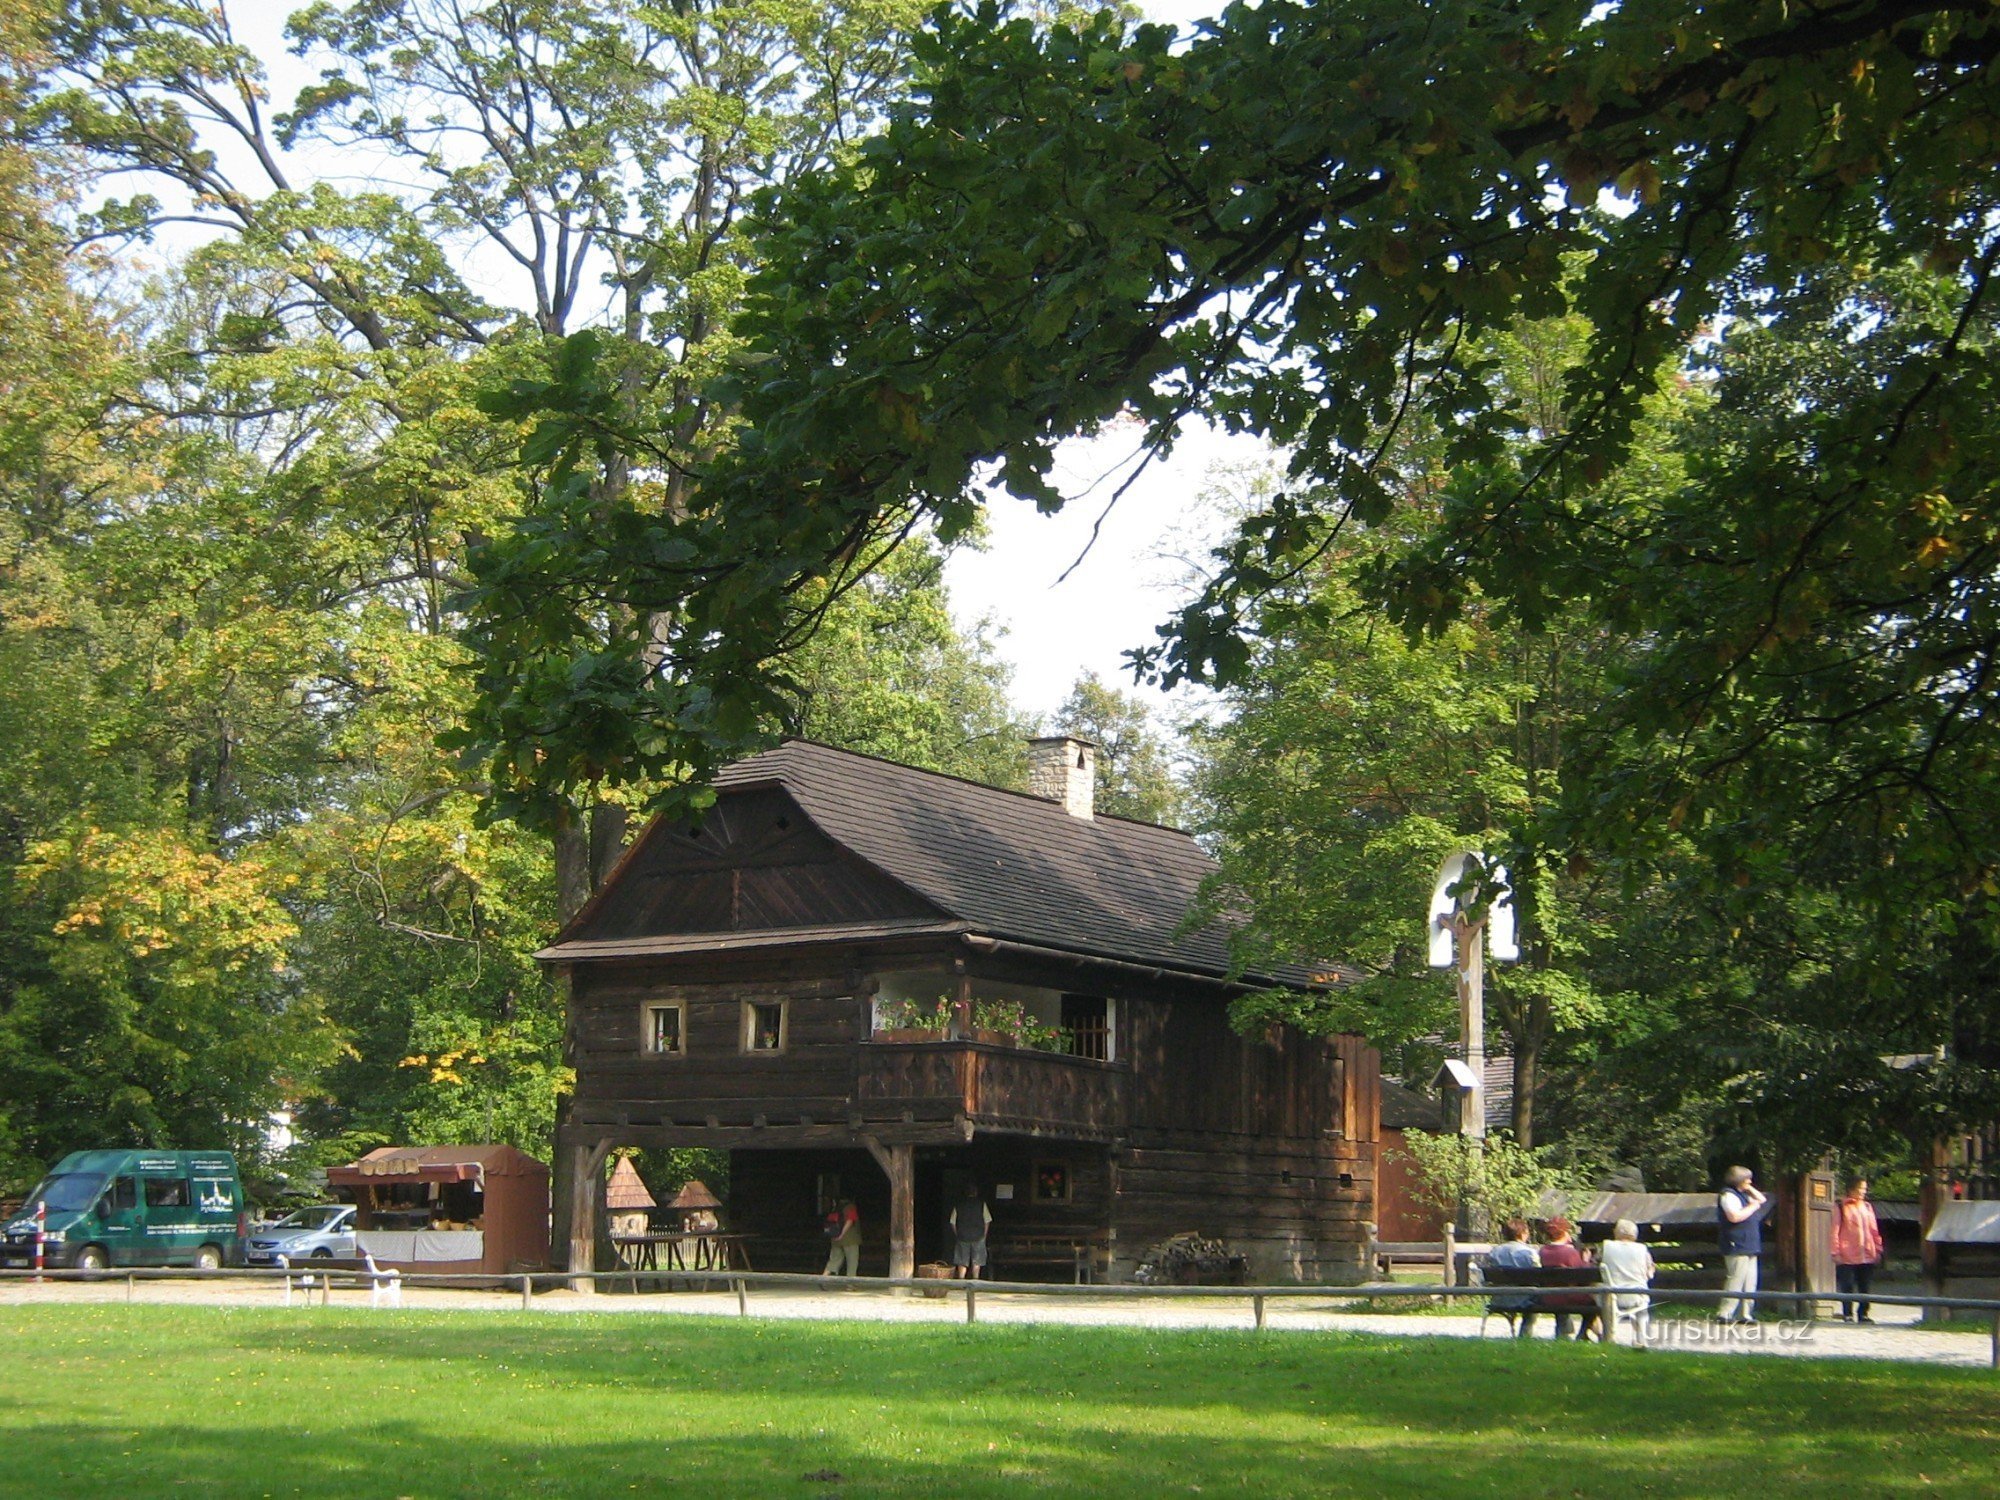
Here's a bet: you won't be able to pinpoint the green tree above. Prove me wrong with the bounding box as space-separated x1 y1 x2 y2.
1190 522 1622 1146
788 537 1033 787
451 0 2000 803
24 0 933 1199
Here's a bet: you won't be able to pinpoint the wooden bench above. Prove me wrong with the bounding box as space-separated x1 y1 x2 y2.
991 1231 1114 1284
280 1251 402 1308
1370 1238 1493 1284
1476 1265 1608 1337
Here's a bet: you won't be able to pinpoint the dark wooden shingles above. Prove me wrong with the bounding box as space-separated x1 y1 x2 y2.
714 742 1315 984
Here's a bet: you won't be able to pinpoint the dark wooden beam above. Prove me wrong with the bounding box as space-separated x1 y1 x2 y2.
863 1135 915 1280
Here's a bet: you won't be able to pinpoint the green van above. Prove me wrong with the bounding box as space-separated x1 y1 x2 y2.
0 1150 246 1271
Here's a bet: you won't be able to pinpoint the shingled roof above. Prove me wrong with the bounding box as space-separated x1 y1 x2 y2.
549 740 1324 989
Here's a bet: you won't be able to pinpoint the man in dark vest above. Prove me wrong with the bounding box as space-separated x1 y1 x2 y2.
1715 1164 1768 1325
951 1182 991 1280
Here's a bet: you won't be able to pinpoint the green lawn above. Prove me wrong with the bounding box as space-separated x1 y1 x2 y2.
1 1306 1994 1497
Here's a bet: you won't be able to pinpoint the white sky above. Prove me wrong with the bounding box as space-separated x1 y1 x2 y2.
944 0 1260 727
186 1 1265 730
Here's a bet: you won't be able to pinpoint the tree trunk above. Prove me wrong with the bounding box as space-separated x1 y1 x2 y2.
554 805 591 927
588 801 628 888
1511 1028 1539 1148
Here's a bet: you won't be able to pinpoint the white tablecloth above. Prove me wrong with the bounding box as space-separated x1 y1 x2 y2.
357 1229 484 1263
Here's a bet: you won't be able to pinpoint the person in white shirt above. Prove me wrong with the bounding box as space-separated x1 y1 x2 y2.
1598 1218 1657 1346
1485 1218 1541 1336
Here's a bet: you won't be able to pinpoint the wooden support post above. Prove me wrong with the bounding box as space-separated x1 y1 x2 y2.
1443 1224 1457 1288
1991 1310 1998 1371
1254 1294 1267 1330
737 1279 748 1318
567 1135 613 1292
520 1274 533 1311
863 1135 916 1281
966 1285 977 1324
126 1273 134 1303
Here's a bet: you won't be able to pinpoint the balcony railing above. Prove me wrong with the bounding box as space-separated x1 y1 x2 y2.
857 1040 1127 1141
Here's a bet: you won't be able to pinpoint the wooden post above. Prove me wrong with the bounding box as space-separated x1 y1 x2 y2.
1443 1223 1457 1288
863 1136 916 1281
1990 1310 1998 1371
1451 916 1487 1152
966 1285 977 1323
567 1135 612 1291
1254 1294 1267 1330
520 1274 533 1311
737 1278 748 1318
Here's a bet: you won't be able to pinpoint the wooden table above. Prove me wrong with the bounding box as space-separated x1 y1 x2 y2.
611 1232 753 1284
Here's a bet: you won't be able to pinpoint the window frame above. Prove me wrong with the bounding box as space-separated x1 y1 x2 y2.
640 1000 687 1058
1060 994 1115 1062
1032 1160 1072 1204
741 998 789 1055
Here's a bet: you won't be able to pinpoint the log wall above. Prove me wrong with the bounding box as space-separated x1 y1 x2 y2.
563 944 1381 1283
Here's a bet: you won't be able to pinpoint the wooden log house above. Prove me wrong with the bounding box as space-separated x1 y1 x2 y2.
538 738 1381 1283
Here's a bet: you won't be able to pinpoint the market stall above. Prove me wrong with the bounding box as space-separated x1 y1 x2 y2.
328 1145 549 1277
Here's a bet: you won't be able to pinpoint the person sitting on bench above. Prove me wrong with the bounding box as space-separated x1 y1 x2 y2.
1486 1218 1540 1336
1529 1216 1599 1341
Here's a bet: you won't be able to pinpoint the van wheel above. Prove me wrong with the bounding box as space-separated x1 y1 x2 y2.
194 1244 223 1271
74 1245 110 1274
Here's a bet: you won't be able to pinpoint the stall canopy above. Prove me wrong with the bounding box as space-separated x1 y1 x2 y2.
328 1144 546 1188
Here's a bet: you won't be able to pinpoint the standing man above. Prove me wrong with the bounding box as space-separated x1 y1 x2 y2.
1715 1164 1768 1325
822 1198 861 1277
1831 1177 1884 1323
950 1182 991 1280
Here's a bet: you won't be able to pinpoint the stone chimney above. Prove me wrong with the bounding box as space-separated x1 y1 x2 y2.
1027 735 1096 819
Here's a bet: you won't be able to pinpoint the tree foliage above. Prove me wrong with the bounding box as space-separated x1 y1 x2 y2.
454 0 2000 825
0 0 1033 1194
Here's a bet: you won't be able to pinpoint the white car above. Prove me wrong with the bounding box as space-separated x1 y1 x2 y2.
244 1204 356 1265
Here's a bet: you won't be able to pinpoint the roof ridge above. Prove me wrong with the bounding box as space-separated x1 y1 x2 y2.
729 738 1196 837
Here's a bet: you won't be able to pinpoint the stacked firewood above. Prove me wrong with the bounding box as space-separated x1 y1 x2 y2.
1130 1231 1249 1286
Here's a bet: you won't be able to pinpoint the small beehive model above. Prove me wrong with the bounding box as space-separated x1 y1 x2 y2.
606 1156 657 1237
668 1178 723 1232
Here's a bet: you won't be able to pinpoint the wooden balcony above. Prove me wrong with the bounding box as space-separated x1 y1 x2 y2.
857 1040 1128 1142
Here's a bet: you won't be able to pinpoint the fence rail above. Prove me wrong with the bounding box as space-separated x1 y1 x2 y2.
4 1265 1997 1366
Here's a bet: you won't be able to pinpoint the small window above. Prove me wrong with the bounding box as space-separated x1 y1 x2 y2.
1062 995 1111 1062
1034 1162 1071 1203
102 1177 137 1213
643 1001 686 1056
144 1178 190 1209
743 999 787 1053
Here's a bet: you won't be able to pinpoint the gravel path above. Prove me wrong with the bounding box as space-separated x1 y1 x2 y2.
4 1276 1994 1369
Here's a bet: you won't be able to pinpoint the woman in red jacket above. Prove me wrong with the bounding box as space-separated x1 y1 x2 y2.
1831 1178 1885 1323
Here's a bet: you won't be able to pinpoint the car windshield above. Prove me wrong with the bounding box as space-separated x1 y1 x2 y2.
24 1173 107 1215
272 1206 346 1231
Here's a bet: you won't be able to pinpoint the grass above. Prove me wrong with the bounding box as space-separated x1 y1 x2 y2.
0 1306 1996 1497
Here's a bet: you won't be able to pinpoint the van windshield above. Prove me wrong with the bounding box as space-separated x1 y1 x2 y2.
25 1173 108 1214
273 1206 346 1231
